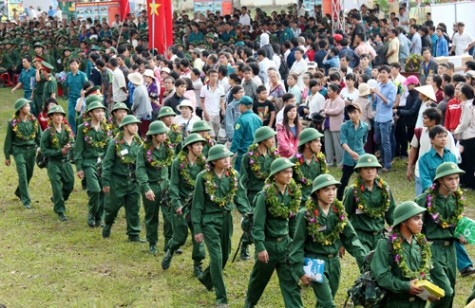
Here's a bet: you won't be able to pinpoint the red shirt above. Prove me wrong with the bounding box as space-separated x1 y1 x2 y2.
444 97 462 132
435 89 444 104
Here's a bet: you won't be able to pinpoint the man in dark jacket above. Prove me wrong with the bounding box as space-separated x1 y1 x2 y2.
397 76 422 149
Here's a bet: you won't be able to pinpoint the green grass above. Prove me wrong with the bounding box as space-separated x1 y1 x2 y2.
0 88 474 307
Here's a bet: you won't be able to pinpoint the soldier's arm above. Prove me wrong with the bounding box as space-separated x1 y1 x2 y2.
341 220 369 268
74 126 85 172
40 129 62 158
4 121 13 161
252 192 267 253
191 171 206 235
169 159 182 211
288 209 308 279
135 146 150 193
101 141 116 187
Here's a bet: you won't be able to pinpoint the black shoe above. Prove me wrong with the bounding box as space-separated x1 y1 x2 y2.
128 235 146 243
59 213 68 221
175 249 183 255
161 249 174 270
198 274 213 291
50 196 54 203
87 214 95 227
102 224 112 238
240 245 250 261
81 178 87 190
461 266 475 277
193 264 203 278
149 243 158 255
14 190 21 200
95 219 104 228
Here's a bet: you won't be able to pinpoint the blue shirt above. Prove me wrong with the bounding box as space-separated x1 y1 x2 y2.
374 81 397 123
225 99 241 141
18 67 36 98
230 110 263 155
435 36 448 57
340 120 369 166
66 70 88 99
419 147 457 191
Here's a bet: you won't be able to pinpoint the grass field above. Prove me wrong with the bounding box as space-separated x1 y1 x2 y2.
0 88 474 307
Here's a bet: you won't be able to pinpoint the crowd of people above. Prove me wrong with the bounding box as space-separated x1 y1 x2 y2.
3 2 475 307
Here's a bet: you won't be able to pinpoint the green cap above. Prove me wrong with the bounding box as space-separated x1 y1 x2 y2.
392 201 426 227
311 174 341 194
41 61 54 71
119 115 141 128
253 126 276 144
14 98 30 113
112 102 130 112
183 133 207 148
298 128 324 147
354 154 382 170
86 101 107 114
433 162 465 181
34 42 44 48
85 94 102 107
238 96 253 106
269 158 295 178
191 120 211 133
206 144 233 162
157 106 177 119
85 85 101 96
109 47 117 54
146 120 169 135
206 33 215 39
47 105 66 116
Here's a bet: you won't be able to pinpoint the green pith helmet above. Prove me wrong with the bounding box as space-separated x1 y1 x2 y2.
206 144 233 162
112 102 130 113
269 158 296 178
14 98 30 113
238 95 253 106
47 105 66 116
183 133 207 148
86 101 107 114
253 126 276 144
433 162 465 181
298 128 324 147
354 154 382 170
119 115 141 128
392 201 427 227
85 94 102 106
311 174 341 194
191 120 211 133
157 106 177 119
146 120 169 135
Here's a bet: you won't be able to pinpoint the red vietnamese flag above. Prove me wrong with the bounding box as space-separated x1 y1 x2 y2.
147 0 173 55
119 0 130 21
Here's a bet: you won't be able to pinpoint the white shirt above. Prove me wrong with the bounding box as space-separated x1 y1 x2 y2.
276 109 284 125
112 67 127 102
111 21 123 29
174 114 200 134
200 84 225 116
192 78 203 104
219 77 231 94
258 57 277 85
238 14 251 26
340 88 360 103
193 58 205 71
453 32 473 55
306 92 325 115
289 59 307 90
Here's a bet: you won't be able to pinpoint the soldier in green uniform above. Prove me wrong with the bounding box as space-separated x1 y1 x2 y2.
156 106 183 154
101 115 144 242
238 126 279 260
371 201 437 307
343 154 396 252
40 61 57 102
40 105 75 221
244 158 303 308
190 120 216 157
32 55 47 116
288 174 368 308
110 102 130 135
74 101 113 227
415 162 466 308
4 98 41 209
192 144 251 307
162 133 207 276
136 120 174 254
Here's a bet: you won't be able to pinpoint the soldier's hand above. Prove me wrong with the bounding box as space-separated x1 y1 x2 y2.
103 186 110 193
145 190 155 201
5 159 11 166
194 233 203 243
77 170 85 179
428 295 440 302
176 207 183 215
257 250 269 264
339 246 346 258
300 274 312 286
409 279 423 295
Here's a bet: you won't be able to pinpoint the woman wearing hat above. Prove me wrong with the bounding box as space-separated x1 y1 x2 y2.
101 114 144 242
354 83 375 153
143 69 160 118
4 98 41 209
415 162 466 307
136 120 174 255
174 99 199 138
244 158 303 308
40 105 75 221
371 201 436 307
343 154 396 252
415 84 437 129
163 133 207 276
191 144 251 307
288 174 367 307
128 72 152 137
74 100 112 227
190 120 216 157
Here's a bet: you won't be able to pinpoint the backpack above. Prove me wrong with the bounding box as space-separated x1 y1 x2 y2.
279 54 289 80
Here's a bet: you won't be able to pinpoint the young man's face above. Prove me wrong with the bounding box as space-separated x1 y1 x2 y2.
422 115 435 128
378 70 389 82
438 174 460 193
258 90 268 101
360 57 369 67
348 109 360 122
274 168 293 186
317 185 337 205
431 132 448 149
243 71 252 81
209 73 218 83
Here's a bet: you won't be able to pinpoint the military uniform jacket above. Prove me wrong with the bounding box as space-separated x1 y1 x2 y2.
135 141 170 193
415 191 457 240
169 155 205 211
239 148 276 195
4 116 41 160
40 123 74 160
289 154 325 203
74 122 111 172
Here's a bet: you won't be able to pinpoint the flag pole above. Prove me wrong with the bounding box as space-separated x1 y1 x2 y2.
162 0 167 56
152 0 156 55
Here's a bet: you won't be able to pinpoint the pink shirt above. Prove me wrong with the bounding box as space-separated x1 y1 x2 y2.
276 124 300 158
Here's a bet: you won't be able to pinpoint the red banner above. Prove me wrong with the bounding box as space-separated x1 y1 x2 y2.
119 0 130 21
147 0 173 55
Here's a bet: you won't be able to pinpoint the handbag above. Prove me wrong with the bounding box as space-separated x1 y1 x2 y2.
36 150 48 169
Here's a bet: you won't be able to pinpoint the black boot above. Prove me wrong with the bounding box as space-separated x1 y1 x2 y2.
149 243 158 255
87 213 95 227
102 224 112 238
162 249 174 270
240 243 250 261
193 260 203 278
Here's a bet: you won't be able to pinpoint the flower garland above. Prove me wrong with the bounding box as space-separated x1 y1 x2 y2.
247 143 280 180
177 151 206 187
264 178 302 218
389 231 432 280
353 176 391 218
203 164 238 207
46 120 74 149
11 115 39 141
169 124 183 144
204 135 215 147
114 131 142 164
305 198 348 245
425 183 465 229
143 139 174 169
82 119 113 149
293 152 327 187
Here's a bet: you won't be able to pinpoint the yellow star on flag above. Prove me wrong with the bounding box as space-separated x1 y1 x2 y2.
149 3 161 15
